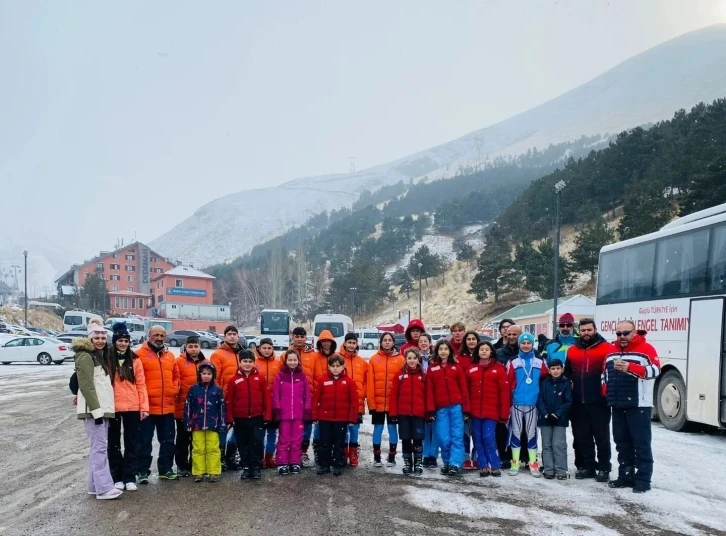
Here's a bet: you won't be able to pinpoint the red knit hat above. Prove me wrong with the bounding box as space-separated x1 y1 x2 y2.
559 312 575 325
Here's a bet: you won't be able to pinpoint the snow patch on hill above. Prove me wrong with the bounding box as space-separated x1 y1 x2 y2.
384 234 456 278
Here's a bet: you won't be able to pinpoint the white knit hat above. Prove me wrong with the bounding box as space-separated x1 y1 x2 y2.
87 324 107 339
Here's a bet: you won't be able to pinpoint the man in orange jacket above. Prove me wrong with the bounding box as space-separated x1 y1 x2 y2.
210 325 244 470
136 326 180 483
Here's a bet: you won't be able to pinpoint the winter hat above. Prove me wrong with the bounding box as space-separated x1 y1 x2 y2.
518 332 535 346
548 358 564 369
259 337 273 347
559 312 575 325
87 323 107 340
112 322 131 345
345 332 358 342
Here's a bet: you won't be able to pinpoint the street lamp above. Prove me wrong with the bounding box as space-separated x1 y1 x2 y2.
23 251 28 328
552 180 566 336
417 263 423 321
349 287 357 330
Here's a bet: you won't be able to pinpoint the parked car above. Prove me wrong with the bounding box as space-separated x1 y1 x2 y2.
166 330 219 349
393 333 407 350
0 336 74 365
355 330 380 350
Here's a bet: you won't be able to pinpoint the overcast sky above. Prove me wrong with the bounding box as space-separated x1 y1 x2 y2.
1 0 724 264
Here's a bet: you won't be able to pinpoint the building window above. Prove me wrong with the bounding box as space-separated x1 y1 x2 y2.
220 307 225 312
171 304 177 309
151 256 157 263
157 295 164 303
125 265 136 271
110 264 120 270
125 254 135 261
127 286 134 292
113 253 119 259
129 249 135 253
123 298 128 309
131 298 136 309
175 279 183 288
115 297 120 307
154 268 163 273
112 285 119 292
110 275 120 281
96 262 104 270
127 275 133 282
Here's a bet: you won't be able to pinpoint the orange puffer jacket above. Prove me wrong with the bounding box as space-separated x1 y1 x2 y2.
210 343 242 394
279 344 318 385
340 348 367 415
366 348 405 413
254 348 282 389
136 344 180 415
312 330 338 390
113 357 150 413
174 351 209 419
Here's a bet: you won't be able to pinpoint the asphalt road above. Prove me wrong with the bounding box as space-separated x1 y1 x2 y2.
2 363 726 536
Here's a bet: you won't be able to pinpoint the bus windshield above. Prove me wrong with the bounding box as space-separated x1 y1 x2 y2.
314 322 344 338
260 311 290 335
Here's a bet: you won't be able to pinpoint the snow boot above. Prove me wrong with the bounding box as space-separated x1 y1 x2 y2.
596 470 610 483
373 444 383 467
576 468 597 479
413 453 423 476
264 452 277 469
386 444 397 467
402 454 413 476
312 440 319 466
301 440 311 467
225 444 239 471
608 466 635 488
349 443 359 467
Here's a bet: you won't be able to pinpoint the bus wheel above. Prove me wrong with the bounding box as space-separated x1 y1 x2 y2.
656 370 689 432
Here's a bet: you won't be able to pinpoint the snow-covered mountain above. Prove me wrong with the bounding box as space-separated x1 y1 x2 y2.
152 24 726 267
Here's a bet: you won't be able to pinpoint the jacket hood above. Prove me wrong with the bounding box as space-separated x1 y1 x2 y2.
255 347 277 361
283 363 304 374
404 319 426 343
72 337 94 353
221 341 241 353
184 350 206 363
316 330 337 355
620 331 649 350
339 347 359 360
376 347 400 358
197 361 217 383
404 363 423 375
291 343 314 354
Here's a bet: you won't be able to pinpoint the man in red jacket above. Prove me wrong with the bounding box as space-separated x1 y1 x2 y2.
566 318 616 482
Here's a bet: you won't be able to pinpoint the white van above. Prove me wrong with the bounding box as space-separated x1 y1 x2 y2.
312 314 354 350
355 329 380 350
104 318 147 343
63 311 104 333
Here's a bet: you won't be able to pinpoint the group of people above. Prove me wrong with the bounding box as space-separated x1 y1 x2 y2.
73 313 660 501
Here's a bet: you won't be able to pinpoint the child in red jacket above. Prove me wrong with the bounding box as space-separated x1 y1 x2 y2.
389 348 426 477
224 350 271 480
466 341 510 477
426 340 470 476
312 354 358 476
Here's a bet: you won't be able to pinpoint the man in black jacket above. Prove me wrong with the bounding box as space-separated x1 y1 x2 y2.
493 318 514 351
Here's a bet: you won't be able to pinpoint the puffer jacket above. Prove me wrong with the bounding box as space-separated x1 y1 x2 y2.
399 318 425 355
465 359 510 422
113 351 150 413
184 365 225 433
536 375 572 427
136 343 180 415
340 347 367 415
496 343 518 366
602 331 661 409
542 332 578 366
280 344 318 386
566 334 615 404
174 351 208 419
210 342 242 394
312 371 358 423
224 367 272 422
389 364 426 418
272 364 312 421
255 347 283 389
312 330 338 387
73 338 115 419
425 360 470 414
366 347 405 412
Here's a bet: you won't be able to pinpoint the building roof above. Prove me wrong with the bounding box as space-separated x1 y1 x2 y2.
154 265 215 280
489 295 595 324
108 290 150 298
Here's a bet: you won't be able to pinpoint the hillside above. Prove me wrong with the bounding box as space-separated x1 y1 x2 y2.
150 24 726 267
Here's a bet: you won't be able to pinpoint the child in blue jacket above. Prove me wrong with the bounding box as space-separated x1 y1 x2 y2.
536 358 572 480
184 362 226 482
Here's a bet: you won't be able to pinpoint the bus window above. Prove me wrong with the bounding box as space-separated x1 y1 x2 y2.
709 224 726 291
597 242 656 303
654 229 709 297
314 322 344 338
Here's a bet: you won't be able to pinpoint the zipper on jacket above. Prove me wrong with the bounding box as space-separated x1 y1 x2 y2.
443 365 452 407
479 366 485 416
246 373 252 418
158 353 165 414
383 356 389 411
409 373 415 416
203 384 208 430
333 376 338 420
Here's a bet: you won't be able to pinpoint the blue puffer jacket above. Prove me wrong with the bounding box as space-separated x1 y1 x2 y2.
542 332 578 366
184 381 226 433
536 375 572 427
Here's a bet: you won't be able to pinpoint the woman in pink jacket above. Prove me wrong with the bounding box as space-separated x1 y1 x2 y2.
272 349 312 476
107 323 149 491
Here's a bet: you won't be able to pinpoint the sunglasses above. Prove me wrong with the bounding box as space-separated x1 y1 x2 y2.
615 330 633 337
559 323 573 328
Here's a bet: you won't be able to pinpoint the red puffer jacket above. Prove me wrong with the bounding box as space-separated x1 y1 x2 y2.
312 371 358 423
224 367 272 422
466 359 510 422
389 364 426 418
425 361 470 414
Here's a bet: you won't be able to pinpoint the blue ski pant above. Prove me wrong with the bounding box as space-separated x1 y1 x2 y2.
612 406 653 485
435 404 465 468
471 418 500 470
373 424 398 445
423 421 439 459
263 427 277 455
346 423 360 445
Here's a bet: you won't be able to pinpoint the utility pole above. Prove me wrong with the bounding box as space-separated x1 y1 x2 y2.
418 262 423 321
10 264 20 290
23 251 28 327
349 287 357 331
552 180 566 337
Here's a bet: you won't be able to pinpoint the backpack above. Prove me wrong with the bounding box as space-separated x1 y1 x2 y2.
69 371 79 395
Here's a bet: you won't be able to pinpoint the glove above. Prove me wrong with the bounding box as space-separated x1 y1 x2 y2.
547 413 559 425
273 409 281 422
388 416 398 425
357 414 363 424
303 409 312 422
94 417 104 425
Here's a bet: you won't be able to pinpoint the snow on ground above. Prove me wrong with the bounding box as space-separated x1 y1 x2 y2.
385 234 457 277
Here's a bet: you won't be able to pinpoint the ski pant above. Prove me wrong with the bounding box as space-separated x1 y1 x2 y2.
174 419 192 472
346 423 360 445
108 410 140 484
509 405 538 451
423 421 439 459
303 422 312 443
263 421 278 455
191 430 221 476
435 404 465 468
571 401 612 471
496 421 511 462
372 411 398 445
219 428 235 448
398 415 424 456
85 418 114 495
138 413 175 475
541 425 567 474
277 419 304 466
612 406 653 486
234 416 264 471
318 421 347 469
471 418 500 470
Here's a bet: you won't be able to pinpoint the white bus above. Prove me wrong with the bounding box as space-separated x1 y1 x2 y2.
259 309 291 350
312 314 353 350
596 203 726 431
63 311 104 333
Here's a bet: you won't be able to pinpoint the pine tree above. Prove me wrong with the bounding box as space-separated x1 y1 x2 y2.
571 219 615 281
515 239 571 299
468 228 518 303
619 174 676 240
455 241 476 267
408 245 443 284
391 267 414 298
83 270 110 314
680 155 726 216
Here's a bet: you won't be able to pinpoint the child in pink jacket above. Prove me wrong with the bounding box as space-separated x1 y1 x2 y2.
272 349 312 475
